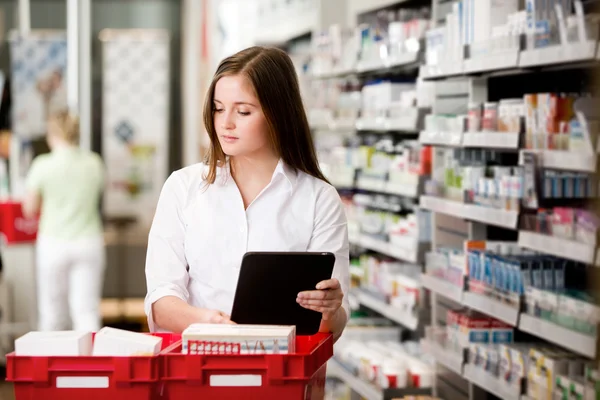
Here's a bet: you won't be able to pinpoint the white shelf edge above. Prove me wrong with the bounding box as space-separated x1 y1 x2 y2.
462 132 520 149
356 116 419 133
519 314 597 359
356 181 419 198
253 11 315 45
349 0 410 19
420 196 519 230
418 131 463 146
327 359 381 400
352 234 420 264
464 364 523 400
356 52 420 73
462 292 520 326
420 274 464 303
423 340 464 375
519 41 598 68
519 149 597 173
358 291 419 330
463 49 520 74
518 231 596 264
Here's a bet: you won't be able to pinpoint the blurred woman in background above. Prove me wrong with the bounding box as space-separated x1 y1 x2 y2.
23 110 106 331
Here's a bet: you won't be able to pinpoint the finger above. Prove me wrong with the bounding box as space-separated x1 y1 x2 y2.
297 298 341 308
298 289 340 300
316 279 340 290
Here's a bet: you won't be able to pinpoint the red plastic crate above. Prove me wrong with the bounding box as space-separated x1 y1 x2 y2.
6 333 178 400
160 333 333 400
0 201 38 244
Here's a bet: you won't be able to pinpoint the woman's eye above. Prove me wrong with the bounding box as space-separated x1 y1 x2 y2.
238 111 250 116
213 108 224 113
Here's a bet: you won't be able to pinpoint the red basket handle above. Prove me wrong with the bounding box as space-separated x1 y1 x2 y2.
183 354 287 386
27 356 138 388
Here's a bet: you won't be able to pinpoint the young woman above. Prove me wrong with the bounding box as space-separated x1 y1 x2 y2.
23 111 106 331
145 46 350 339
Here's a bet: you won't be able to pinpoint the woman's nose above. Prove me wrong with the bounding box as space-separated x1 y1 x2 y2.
222 112 235 130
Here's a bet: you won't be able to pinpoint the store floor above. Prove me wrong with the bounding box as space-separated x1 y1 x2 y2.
0 382 14 400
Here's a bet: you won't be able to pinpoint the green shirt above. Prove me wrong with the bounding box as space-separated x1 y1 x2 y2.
25 147 105 240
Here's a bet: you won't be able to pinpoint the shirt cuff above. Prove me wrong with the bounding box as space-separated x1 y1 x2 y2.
144 287 187 333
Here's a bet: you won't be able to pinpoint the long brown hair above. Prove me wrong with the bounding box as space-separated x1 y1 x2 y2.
202 46 329 184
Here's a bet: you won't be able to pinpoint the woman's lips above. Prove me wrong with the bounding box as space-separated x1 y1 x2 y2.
221 135 239 143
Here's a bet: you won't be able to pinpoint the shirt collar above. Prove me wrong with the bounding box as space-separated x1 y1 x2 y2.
213 158 297 191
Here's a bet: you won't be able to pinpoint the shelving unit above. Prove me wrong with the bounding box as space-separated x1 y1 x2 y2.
273 0 599 399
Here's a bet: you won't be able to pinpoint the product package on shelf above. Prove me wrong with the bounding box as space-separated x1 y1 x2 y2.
334 332 435 391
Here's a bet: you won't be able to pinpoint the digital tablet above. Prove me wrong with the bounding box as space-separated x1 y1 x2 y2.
230 251 335 335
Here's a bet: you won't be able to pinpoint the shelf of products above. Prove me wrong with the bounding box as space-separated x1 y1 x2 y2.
327 359 383 400
518 231 596 264
358 290 419 330
461 132 521 149
421 340 464 376
462 292 520 326
351 234 423 264
420 196 519 230
518 41 598 68
519 149 597 173
420 273 463 304
463 364 523 400
519 314 597 358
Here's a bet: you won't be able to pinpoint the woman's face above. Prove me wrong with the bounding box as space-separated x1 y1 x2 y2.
213 74 271 158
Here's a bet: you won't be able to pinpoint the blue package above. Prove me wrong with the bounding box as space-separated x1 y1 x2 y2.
542 258 554 291
554 261 565 291
499 257 509 293
468 251 479 281
519 259 531 293
491 329 514 344
484 254 494 287
530 259 543 289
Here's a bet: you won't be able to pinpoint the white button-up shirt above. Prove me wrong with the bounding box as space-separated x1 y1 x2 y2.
144 160 350 332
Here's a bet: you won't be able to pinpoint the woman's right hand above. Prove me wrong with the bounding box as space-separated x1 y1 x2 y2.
199 309 235 324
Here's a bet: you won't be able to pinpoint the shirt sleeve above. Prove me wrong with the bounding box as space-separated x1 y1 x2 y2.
144 172 191 332
25 156 46 194
307 185 351 324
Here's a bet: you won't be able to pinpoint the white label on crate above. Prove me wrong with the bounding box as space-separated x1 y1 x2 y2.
56 376 109 388
209 374 262 387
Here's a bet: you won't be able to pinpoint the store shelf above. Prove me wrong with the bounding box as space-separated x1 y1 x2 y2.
348 0 409 18
356 177 419 198
418 131 463 146
463 49 520 74
518 231 596 264
519 314 597 358
519 41 598 68
420 274 464 303
352 234 422 264
358 290 419 330
356 115 420 132
419 62 465 80
462 132 521 149
356 52 421 74
253 10 315 45
327 359 382 400
423 340 464 375
519 149 597 173
462 292 520 326
420 196 519 230
464 364 523 400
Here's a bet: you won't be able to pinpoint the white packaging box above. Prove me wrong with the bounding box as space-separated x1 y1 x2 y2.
15 331 93 356
473 0 520 44
92 327 163 356
182 324 296 355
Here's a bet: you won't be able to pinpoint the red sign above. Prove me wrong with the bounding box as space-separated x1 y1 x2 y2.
0 201 38 244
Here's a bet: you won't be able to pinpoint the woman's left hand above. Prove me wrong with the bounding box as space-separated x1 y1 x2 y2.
297 278 343 321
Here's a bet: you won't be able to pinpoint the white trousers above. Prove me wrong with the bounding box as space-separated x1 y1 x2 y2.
36 235 106 331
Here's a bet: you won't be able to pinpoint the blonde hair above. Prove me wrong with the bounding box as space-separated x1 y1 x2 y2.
49 110 79 144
